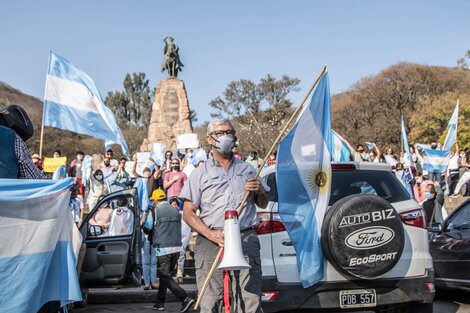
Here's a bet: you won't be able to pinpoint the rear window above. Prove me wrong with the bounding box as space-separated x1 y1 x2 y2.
265 170 411 205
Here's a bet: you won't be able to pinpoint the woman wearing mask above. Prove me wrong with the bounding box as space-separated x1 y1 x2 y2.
413 172 433 203
86 169 109 214
422 182 445 226
163 158 187 198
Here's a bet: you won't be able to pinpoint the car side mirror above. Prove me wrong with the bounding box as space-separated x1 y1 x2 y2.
429 223 442 233
88 224 103 237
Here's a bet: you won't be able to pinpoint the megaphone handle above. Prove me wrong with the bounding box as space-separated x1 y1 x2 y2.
194 247 224 310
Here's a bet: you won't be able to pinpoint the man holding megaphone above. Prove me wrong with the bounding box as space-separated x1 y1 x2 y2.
181 118 269 313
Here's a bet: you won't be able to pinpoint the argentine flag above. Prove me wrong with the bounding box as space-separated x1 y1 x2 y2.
43 52 129 157
0 178 82 312
443 100 459 151
400 116 413 197
418 145 451 174
276 69 331 288
331 130 351 161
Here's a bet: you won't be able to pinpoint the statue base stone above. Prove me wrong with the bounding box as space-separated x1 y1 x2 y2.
141 78 193 151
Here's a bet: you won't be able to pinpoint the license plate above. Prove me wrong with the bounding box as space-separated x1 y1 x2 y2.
339 289 377 309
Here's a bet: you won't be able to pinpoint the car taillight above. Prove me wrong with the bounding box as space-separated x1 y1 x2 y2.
254 212 286 235
399 208 426 229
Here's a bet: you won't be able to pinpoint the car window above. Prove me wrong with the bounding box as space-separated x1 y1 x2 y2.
87 195 135 238
446 202 470 231
265 170 410 206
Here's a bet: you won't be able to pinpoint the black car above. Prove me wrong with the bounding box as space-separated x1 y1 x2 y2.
429 198 470 291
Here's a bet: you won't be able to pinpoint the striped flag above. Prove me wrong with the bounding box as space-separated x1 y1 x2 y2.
43 52 129 157
331 130 351 161
0 178 82 312
443 100 459 151
276 70 331 287
418 145 451 174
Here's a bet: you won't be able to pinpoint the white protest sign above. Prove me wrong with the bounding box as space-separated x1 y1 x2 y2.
177 133 199 150
134 152 152 177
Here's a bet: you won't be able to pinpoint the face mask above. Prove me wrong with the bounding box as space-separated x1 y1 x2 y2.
172 164 180 171
95 174 103 181
431 145 437 150
424 191 433 200
416 179 423 184
213 135 235 155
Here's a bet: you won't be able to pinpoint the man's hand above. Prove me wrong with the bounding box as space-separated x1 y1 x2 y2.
173 175 180 182
245 177 262 193
207 229 225 247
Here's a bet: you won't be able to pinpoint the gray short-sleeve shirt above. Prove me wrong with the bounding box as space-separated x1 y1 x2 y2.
180 154 269 230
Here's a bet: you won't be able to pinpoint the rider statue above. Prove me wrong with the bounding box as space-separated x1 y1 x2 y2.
161 36 184 78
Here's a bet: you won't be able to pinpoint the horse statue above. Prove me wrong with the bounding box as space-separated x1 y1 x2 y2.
161 36 184 78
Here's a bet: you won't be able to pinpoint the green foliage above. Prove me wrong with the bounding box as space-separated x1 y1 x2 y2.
106 72 154 129
457 49 470 70
410 92 470 149
209 75 300 156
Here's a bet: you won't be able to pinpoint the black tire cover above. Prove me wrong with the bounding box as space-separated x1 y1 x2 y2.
321 194 405 279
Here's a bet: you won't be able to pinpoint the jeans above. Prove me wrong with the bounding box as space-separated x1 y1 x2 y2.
142 237 157 284
156 252 188 304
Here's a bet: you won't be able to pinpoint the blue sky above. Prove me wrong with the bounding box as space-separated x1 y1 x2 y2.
1 1 469 126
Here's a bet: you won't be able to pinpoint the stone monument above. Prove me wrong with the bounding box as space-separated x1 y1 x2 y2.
141 37 193 151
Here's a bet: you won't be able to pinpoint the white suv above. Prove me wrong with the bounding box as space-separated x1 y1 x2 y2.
255 162 434 313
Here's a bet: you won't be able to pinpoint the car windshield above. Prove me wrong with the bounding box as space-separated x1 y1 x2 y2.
266 169 411 205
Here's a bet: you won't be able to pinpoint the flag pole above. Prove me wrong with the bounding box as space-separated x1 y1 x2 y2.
39 51 52 159
39 122 45 159
194 65 328 310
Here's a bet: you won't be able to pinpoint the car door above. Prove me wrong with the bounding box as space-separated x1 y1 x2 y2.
430 200 470 284
79 188 141 288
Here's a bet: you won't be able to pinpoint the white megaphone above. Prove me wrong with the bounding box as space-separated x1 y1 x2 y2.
217 210 251 270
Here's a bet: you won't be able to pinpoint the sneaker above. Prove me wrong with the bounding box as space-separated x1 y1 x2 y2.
143 283 150 290
181 297 195 312
153 303 165 311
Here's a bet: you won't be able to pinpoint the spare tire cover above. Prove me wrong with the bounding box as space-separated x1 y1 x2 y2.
321 194 405 279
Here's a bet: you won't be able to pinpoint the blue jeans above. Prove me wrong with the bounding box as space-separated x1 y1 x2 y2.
142 236 157 284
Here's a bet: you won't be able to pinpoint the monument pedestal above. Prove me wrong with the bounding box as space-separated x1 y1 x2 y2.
141 78 193 151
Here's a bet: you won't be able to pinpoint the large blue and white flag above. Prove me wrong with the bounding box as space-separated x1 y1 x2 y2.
400 116 413 197
276 70 331 288
443 100 459 151
0 178 82 312
331 130 351 161
418 145 451 174
43 51 129 157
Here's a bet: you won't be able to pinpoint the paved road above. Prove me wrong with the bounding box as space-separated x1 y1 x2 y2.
75 289 470 313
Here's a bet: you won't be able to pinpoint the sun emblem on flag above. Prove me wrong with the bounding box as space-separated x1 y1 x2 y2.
308 165 331 195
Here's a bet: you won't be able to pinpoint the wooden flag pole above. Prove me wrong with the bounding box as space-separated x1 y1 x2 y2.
39 122 45 159
194 65 327 310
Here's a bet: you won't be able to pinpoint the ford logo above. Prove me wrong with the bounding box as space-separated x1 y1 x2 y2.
345 226 395 250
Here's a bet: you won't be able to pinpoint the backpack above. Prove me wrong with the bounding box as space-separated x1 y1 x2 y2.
0 104 34 141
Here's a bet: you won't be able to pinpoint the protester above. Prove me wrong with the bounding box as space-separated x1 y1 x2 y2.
163 150 173 174
170 197 191 285
108 197 134 236
353 144 371 162
383 147 398 167
141 192 158 291
266 150 277 166
181 118 269 313
447 143 460 197
163 158 187 198
53 150 61 158
69 151 85 195
101 156 115 180
422 182 445 226
413 172 433 204
108 158 130 193
151 189 195 312
0 104 46 179
69 185 84 226
232 145 242 160
455 149 470 196
31 153 44 171
245 150 263 169
86 169 109 214
105 149 119 168
427 140 442 182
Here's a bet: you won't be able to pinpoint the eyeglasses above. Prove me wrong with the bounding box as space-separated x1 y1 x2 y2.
210 130 236 138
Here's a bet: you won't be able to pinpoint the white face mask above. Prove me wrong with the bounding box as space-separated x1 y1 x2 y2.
213 135 235 155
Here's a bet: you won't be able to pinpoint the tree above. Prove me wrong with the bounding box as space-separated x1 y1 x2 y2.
331 63 470 150
410 92 470 148
209 75 300 156
106 72 154 129
457 49 470 70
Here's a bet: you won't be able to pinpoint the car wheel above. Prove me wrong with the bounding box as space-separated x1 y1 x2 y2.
321 194 405 279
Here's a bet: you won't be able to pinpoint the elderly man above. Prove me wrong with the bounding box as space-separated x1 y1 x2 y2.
180 118 269 313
